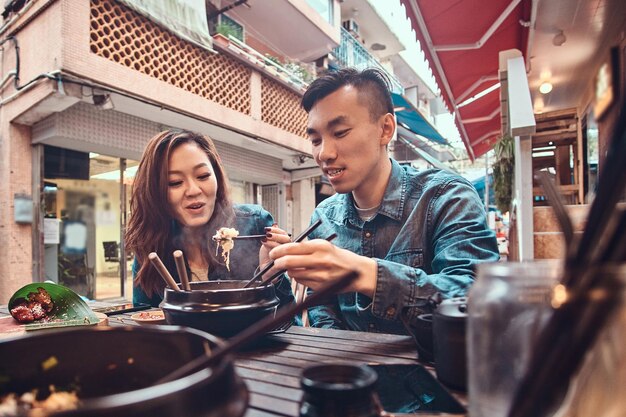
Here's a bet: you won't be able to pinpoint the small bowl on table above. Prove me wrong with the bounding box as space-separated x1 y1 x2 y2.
131 310 166 325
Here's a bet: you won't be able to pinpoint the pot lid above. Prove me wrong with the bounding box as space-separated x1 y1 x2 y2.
435 297 468 319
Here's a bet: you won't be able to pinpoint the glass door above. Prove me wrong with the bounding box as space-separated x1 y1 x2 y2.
43 145 138 300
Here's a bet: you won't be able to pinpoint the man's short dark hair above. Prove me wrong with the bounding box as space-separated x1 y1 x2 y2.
301 68 394 121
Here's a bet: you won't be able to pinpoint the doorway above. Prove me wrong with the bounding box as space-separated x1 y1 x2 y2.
42 145 137 300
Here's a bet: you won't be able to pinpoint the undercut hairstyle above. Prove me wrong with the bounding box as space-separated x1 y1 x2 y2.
126 129 233 296
301 68 394 121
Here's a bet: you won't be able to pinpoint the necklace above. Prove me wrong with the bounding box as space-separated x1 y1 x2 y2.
354 203 381 212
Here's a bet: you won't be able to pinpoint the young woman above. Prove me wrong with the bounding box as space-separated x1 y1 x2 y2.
126 128 293 307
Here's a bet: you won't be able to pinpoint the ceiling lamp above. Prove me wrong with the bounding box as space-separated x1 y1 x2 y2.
552 30 566 46
539 82 553 94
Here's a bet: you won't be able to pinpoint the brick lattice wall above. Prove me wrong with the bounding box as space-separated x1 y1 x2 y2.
89 0 308 138
89 0 251 115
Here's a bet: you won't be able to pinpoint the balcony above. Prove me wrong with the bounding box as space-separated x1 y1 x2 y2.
218 0 340 62
330 27 404 94
218 34 312 92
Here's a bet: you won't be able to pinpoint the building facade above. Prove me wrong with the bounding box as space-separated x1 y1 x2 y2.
0 0 446 302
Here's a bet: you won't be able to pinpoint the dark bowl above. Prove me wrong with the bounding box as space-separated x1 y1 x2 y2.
161 280 280 338
0 326 247 417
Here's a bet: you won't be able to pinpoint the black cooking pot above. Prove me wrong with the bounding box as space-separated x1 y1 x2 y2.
0 326 247 417
433 297 468 391
161 280 280 338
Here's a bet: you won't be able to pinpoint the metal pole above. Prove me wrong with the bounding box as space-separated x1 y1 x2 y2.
119 158 127 299
484 152 490 212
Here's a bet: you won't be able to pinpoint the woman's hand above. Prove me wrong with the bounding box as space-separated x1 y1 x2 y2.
258 223 291 273
269 239 378 297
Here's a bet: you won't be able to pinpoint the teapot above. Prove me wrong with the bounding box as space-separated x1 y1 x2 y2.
401 295 468 391
433 297 468 391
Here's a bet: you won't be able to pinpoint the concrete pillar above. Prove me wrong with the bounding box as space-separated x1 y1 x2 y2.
291 178 316 236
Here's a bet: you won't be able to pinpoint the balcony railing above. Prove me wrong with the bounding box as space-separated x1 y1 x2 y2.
331 27 404 94
226 35 310 91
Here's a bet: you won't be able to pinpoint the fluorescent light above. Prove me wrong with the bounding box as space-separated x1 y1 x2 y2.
532 151 554 158
89 152 100 158
457 83 500 108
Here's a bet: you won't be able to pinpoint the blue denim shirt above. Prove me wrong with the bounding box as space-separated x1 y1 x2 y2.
307 159 499 334
133 204 294 308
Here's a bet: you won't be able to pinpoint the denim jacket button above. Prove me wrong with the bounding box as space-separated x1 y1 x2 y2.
386 306 396 316
365 231 372 238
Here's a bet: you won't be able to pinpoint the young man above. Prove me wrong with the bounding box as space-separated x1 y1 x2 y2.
270 68 499 333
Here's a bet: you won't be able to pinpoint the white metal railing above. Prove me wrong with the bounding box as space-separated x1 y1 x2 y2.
225 35 310 91
331 27 404 94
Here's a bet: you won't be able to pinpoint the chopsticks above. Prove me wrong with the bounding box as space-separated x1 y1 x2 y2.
156 269 359 384
148 252 181 292
253 233 338 288
237 233 292 240
173 250 191 291
213 233 293 241
243 219 323 288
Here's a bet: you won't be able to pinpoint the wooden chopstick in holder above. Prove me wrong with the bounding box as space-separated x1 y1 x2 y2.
173 250 191 291
148 252 181 292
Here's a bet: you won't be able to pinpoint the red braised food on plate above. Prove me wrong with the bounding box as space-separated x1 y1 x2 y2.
135 312 164 320
9 287 54 323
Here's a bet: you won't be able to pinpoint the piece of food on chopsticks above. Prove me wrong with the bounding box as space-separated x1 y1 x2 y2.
9 287 54 323
212 227 239 271
8 283 100 329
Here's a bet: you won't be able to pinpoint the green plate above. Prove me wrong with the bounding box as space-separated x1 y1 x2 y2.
8 283 99 330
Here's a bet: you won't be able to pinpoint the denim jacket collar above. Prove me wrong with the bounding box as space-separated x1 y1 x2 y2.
378 159 406 221
337 159 406 227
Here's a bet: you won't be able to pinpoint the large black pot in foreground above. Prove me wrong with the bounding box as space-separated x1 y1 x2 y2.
0 326 247 417
161 280 280 338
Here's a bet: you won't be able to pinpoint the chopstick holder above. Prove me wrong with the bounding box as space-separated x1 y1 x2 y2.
148 252 181 292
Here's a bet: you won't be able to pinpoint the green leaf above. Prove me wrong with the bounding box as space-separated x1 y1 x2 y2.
9 283 99 330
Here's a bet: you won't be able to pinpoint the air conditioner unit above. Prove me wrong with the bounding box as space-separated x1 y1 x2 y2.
342 19 359 36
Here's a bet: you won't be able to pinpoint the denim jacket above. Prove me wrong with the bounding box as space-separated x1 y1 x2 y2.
133 204 294 308
307 159 499 334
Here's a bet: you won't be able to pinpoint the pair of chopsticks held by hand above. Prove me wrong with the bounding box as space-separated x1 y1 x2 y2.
243 219 332 288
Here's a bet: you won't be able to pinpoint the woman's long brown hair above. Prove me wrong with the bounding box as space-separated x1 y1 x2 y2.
126 129 233 297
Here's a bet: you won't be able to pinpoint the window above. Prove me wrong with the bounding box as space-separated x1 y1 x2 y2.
306 0 333 24
210 14 244 42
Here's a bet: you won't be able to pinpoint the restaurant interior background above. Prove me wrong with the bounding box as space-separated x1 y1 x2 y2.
0 0 624 303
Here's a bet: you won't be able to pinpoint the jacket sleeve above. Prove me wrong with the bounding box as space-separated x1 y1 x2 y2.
371 178 499 323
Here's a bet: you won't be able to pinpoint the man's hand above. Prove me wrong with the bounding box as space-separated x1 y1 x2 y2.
269 239 378 297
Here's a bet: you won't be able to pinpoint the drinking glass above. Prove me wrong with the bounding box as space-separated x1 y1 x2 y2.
467 261 561 417
468 261 626 417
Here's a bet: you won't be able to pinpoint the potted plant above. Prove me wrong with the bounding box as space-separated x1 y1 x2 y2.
264 54 281 75
492 134 514 214
213 22 240 47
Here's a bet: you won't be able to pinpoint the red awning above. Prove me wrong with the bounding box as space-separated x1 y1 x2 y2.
400 0 531 161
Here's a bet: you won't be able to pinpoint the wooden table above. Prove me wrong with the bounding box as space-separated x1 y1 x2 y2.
2 306 467 416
